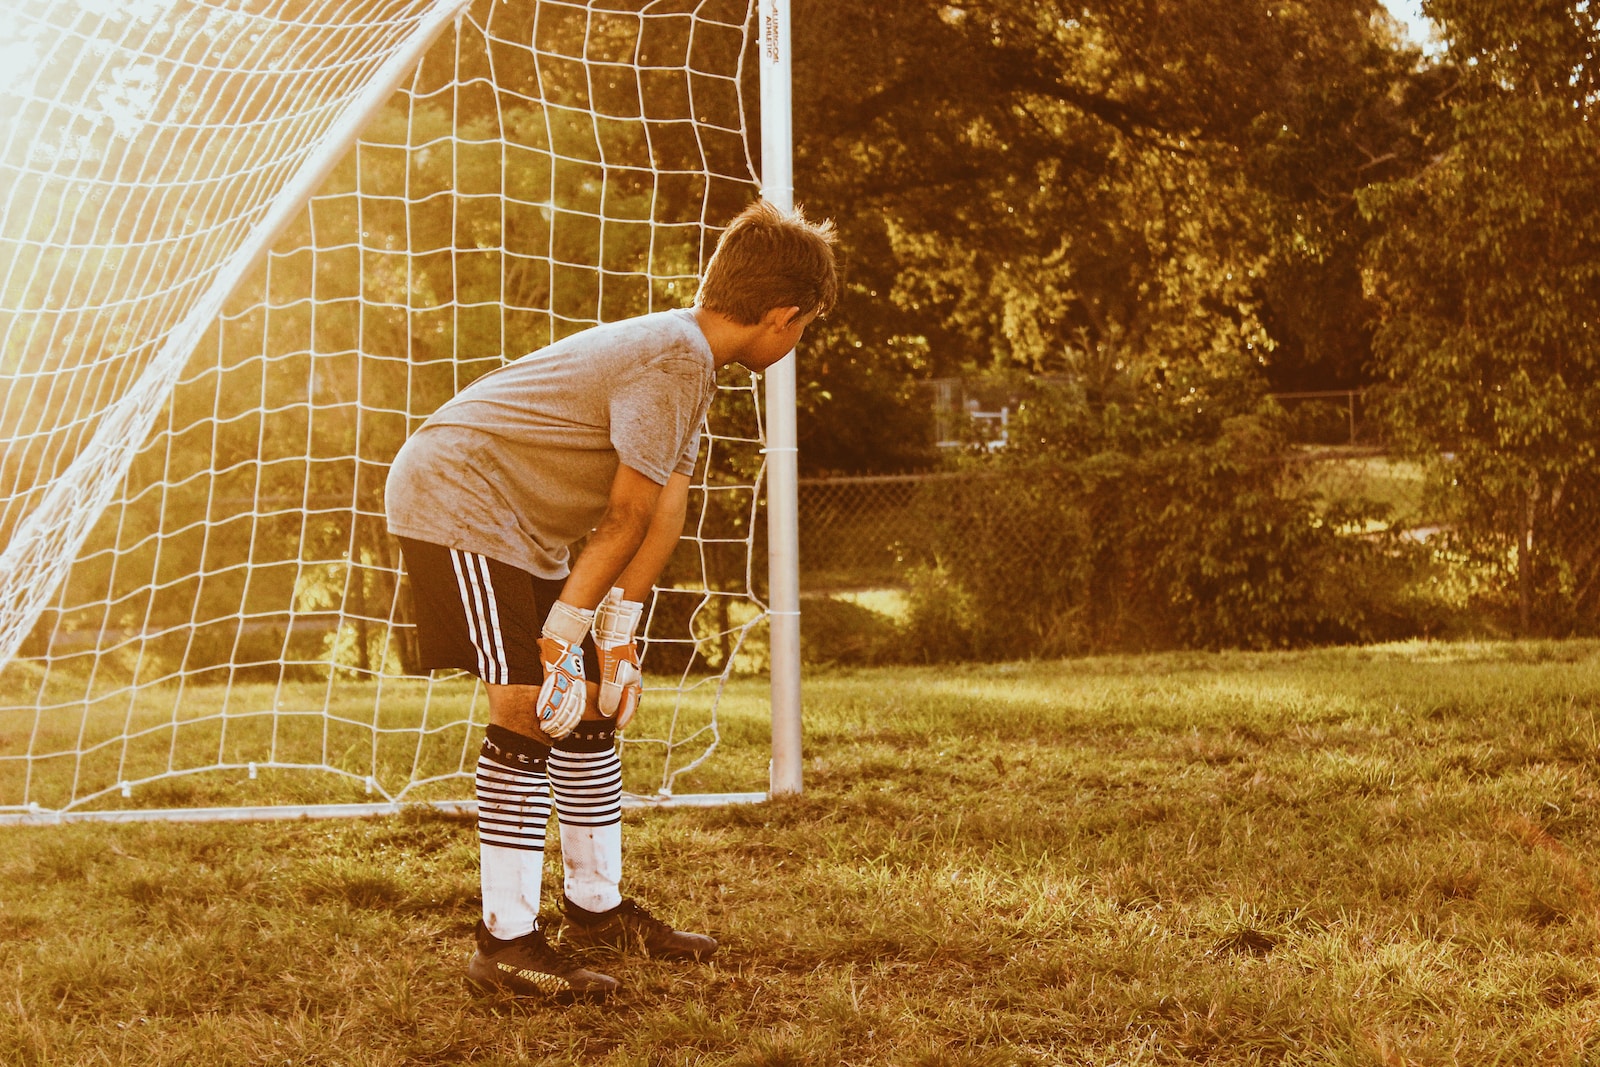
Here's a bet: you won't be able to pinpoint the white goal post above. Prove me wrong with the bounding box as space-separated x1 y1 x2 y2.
0 0 803 824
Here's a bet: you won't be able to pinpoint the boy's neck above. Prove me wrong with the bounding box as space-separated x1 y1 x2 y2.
693 302 811 373
693 306 761 370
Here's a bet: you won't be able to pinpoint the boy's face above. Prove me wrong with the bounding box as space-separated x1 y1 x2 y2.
742 307 818 372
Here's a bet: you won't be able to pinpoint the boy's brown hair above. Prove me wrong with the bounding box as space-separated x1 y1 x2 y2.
697 200 839 325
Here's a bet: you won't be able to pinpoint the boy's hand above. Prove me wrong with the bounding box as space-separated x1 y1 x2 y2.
536 601 593 738
593 587 645 729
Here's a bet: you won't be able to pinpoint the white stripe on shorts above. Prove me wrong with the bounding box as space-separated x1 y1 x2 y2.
450 549 510 684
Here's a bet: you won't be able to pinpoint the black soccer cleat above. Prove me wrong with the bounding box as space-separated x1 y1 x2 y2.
561 897 718 961
466 920 619 1002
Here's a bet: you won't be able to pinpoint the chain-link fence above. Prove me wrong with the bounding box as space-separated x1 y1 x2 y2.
798 449 1432 593
799 472 956 589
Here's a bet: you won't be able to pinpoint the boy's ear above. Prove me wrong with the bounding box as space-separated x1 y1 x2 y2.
761 305 803 330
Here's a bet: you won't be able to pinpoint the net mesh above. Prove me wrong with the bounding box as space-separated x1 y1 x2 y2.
0 0 769 816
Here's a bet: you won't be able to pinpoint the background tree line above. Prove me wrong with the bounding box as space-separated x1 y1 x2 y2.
785 0 1600 652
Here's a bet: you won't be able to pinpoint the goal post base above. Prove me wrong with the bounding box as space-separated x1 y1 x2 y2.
0 792 768 828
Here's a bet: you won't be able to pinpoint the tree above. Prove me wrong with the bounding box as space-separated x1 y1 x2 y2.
1363 0 1600 632
789 0 1431 472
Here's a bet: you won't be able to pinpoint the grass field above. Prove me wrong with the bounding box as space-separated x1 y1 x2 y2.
5 640 1600 1065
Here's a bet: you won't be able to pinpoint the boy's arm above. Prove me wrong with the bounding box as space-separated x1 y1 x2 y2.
556 464 664 610
554 468 689 730
612 471 690 601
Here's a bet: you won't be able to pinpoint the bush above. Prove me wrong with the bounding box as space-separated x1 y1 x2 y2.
901 381 1436 659
904 471 1093 658
899 565 982 663
797 594 903 665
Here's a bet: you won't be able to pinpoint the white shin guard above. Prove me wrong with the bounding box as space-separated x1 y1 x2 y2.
560 820 622 914
480 842 545 940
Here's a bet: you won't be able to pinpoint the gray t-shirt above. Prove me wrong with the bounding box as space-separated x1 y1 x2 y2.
385 309 715 578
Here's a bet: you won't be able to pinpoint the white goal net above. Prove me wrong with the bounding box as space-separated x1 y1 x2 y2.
0 0 780 821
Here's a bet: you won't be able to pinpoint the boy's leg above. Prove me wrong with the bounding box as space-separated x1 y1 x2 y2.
548 716 624 914
551 715 715 960
471 684 615 999
520 576 626 915
475 718 550 940
528 576 716 962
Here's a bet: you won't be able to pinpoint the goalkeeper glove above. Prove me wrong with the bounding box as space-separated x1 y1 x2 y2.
593 586 645 729
536 600 593 739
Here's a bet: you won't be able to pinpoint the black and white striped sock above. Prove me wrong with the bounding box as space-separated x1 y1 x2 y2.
550 731 623 914
476 724 552 940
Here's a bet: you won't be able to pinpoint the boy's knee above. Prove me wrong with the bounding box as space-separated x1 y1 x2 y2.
485 682 547 739
487 680 618 747
552 717 617 754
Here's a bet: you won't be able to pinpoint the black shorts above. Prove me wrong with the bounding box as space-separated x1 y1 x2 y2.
397 537 600 685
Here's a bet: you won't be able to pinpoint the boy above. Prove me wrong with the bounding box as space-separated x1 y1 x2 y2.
384 200 838 1000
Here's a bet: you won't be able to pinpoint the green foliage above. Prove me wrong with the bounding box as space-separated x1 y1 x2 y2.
1362 0 1600 634
790 0 1431 476
32 27 718 677
797 311 939 475
797 594 904 666
790 0 1597 645
898 564 984 665
901 380 1428 657
640 587 761 679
